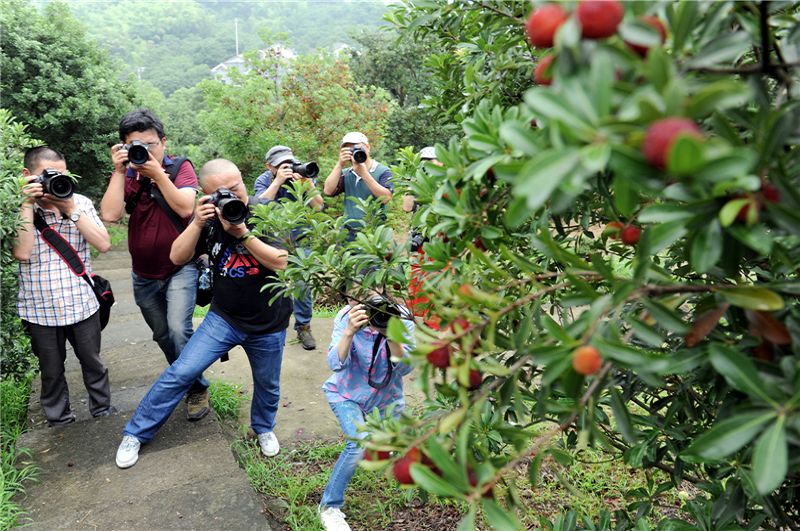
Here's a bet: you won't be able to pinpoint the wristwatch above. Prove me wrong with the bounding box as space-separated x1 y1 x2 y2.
69 211 81 223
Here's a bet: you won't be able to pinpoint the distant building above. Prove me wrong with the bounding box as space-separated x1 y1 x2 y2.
332 42 352 57
210 45 297 84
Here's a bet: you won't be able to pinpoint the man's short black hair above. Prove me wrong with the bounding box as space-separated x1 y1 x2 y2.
24 146 64 172
119 108 165 141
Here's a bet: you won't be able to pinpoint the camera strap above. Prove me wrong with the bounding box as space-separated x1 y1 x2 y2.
367 332 394 390
124 157 190 234
32 211 93 287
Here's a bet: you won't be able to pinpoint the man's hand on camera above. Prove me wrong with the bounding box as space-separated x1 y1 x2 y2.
345 304 369 336
275 165 293 183
46 195 77 218
338 148 353 167
111 144 128 173
219 212 249 239
22 175 43 205
131 151 166 183
193 196 217 228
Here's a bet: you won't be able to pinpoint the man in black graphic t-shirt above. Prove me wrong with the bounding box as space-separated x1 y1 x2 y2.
116 159 291 469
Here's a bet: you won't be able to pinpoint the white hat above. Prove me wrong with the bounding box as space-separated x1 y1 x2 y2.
420 146 437 160
341 132 369 146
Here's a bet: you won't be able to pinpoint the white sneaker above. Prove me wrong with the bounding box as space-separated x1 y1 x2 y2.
116 435 141 469
257 431 280 457
320 507 351 531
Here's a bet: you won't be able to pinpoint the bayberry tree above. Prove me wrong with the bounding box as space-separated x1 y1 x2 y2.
256 1 800 528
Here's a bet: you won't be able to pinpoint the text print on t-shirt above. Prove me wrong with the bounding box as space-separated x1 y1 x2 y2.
217 244 260 279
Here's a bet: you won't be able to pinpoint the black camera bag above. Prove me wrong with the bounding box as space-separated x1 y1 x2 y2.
33 212 115 329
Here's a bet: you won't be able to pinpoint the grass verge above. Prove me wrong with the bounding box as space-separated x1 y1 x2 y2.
207 379 248 421
0 373 38 531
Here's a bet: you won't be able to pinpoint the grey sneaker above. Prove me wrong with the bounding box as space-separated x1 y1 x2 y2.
320 507 351 531
116 435 141 469
296 324 316 350
257 431 280 457
186 389 210 421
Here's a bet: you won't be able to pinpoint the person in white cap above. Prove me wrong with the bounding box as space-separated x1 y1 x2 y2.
323 132 393 239
402 146 440 213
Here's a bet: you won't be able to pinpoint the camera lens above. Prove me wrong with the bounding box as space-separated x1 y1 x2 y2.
48 174 74 199
291 161 320 179
219 198 248 225
127 144 149 165
351 147 367 164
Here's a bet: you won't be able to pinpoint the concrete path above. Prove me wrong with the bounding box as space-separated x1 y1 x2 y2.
18 236 423 530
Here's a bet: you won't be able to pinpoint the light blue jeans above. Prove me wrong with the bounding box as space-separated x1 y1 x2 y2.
293 282 313 328
124 310 286 443
132 263 207 395
320 400 401 510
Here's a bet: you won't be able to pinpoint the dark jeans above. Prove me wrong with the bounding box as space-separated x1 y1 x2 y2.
132 263 207 395
24 312 112 425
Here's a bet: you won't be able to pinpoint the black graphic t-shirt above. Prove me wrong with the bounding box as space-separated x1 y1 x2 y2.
197 197 292 335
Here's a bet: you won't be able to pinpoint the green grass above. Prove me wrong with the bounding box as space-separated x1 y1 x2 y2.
233 437 460 530
207 379 248 421
0 373 39 531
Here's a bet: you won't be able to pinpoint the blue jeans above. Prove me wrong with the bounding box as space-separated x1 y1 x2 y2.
293 282 313 328
123 311 286 443
320 401 402 510
132 263 207 395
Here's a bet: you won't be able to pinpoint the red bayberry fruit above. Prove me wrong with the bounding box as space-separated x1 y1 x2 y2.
620 226 641 246
364 449 392 461
421 452 442 476
468 369 483 390
393 448 420 485
761 183 780 204
473 237 486 251
427 343 452 368
605 221 624 239
525 4 570 48
449 318 471 333
642 117 703 168
572 346 602 375
534 55 555 85
577 0 624 39
625 15 667 57
735 197 760 224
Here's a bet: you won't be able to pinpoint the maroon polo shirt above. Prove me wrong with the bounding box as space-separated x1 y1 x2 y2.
124 156 197 279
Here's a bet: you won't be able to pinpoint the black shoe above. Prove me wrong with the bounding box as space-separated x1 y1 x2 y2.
48 415 76 427
93 405 118 418
296 325 316 350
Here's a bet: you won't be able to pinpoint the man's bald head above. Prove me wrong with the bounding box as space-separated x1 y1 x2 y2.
198 159 247 200
199 159 240 185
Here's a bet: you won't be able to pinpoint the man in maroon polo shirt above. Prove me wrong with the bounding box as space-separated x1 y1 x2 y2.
100 108 209 420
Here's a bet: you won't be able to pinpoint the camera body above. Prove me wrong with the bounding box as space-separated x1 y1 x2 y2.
35 168 74 199
349 146 368 164
123 140 150 165
291 161 319 179
366 296 402 330
209 187 248 225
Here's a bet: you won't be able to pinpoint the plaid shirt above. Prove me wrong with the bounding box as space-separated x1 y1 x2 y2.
17 194 102 326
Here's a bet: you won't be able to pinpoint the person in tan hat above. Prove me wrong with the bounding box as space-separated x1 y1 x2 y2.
323 132 393 240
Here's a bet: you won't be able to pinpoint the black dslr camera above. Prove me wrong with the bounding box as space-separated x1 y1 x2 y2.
209 187 248 225
366 296 402 330
291 161 319 179
35 168 74 199
349 146 368 164
123 140 150 165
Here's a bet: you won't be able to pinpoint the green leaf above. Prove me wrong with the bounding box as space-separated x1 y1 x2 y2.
708 344 776 405
719 198 750 227
666 135 705 176
513 148 580 210
410 463 465 498
503 196 530 229
499 122 539 157
385 317 410 345
668 1 699 52
481 498 522 531
727 224 773 255
528 452 545 488
524 89 595 139
647 220 688 254
594 338 670 373
717 286 784 311
638 204 701 224
683 411 775 460
752 417 788 495
690 219 722 273
695 150 758 181
609 387 639 444
579 142 610 173
687 32 750 68
642 300 690 334
613 173 638 218
457 506 477 531
686 79 752 118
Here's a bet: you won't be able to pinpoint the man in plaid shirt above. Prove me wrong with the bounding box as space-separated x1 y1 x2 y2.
13 146 115 426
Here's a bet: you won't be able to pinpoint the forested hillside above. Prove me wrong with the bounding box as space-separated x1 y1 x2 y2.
51 0 389 95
